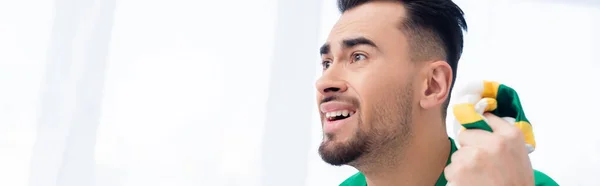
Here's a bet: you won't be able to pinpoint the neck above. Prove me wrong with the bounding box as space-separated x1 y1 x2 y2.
355 121 450 186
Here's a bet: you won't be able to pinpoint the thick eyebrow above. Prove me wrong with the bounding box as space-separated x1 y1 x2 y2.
342 37 378 50
319 36 379 55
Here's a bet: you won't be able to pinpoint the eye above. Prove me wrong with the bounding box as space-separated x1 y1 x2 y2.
322 60 332 70
352 53 367 62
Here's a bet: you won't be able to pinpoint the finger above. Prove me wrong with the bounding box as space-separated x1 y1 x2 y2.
450 146 482 164
457 128 496 148
483 113 521 138
446 147 484 184
444 162 459 183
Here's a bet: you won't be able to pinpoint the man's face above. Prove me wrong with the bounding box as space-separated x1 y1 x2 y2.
316 2 418 166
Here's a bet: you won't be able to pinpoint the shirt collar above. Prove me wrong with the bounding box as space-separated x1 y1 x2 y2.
434 138 458 186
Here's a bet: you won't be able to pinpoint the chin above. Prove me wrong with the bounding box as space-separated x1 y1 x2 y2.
318 133 367 166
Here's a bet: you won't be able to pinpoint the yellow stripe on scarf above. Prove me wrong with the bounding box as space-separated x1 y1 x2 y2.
453 103 484 124
482 81 500 99
515 121 537 149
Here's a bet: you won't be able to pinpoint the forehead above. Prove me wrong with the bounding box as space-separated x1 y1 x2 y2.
327 1 408 50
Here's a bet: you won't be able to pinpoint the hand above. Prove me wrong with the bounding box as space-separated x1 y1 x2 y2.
445 113 534 186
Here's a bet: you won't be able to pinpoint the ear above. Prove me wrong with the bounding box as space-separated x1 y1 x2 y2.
419 61 453 109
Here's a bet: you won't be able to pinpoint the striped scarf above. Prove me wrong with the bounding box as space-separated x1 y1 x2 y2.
451 81 536 153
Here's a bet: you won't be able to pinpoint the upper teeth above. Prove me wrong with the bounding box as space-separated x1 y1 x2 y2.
325 110 353 118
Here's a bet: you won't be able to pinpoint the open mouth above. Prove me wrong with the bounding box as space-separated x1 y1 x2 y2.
325 110 356 122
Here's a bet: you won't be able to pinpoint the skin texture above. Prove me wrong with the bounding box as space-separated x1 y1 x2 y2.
315 1 534 186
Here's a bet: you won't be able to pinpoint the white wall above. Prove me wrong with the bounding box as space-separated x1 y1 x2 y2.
96 0 278 185
0 0 53 185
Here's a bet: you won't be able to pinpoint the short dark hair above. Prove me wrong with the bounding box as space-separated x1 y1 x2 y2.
337 0 467 117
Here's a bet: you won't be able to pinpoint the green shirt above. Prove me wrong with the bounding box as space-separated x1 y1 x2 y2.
340 138 558 186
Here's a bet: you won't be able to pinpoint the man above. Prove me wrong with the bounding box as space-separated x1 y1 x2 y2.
315 0 558 185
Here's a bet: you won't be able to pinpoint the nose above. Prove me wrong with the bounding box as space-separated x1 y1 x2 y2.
316 71 348 97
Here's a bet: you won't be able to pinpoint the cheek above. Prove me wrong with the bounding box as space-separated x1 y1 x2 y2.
356 74 412 126
350 63 397 98
352 65 405 108
350 76 393 128
349 59 412 119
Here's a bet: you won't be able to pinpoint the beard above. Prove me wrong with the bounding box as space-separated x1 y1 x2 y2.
318 83 413 166
318 120 371 166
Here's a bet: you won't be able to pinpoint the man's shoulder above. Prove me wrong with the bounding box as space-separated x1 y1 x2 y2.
339 170 558 186
339 172 366 186
534 169 559 186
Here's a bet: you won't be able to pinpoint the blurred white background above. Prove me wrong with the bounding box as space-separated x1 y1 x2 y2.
0 0 598 185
